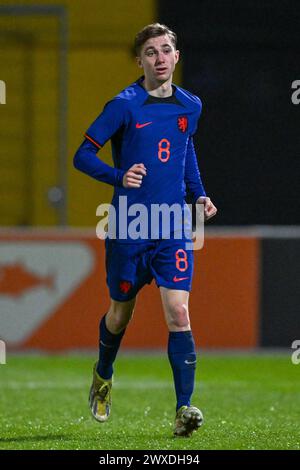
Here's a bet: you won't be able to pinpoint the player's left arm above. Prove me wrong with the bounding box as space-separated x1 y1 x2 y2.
184 136 217 221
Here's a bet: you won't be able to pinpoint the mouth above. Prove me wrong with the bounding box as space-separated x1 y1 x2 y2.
155 67 168 75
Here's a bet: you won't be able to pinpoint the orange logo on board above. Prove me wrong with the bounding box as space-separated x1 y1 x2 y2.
0 263 55 298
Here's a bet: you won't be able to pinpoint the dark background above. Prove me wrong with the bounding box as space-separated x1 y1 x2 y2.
159 0 300 225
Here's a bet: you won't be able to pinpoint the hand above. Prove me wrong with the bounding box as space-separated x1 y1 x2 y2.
123 163 147 188
196 196 217 221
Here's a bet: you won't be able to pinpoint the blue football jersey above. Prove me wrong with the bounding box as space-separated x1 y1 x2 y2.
84 77 206 241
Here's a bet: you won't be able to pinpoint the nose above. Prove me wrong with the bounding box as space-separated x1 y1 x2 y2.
156 51 165 64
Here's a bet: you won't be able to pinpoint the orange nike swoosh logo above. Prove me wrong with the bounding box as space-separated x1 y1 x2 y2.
173 276 189 282
136 122 152 129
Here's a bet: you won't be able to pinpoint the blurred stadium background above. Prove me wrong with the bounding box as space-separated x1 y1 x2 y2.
0 0 300 450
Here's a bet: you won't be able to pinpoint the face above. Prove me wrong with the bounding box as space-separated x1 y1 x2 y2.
137 34 179 84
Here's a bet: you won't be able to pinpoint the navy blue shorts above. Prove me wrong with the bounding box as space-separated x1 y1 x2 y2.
105 238 194 301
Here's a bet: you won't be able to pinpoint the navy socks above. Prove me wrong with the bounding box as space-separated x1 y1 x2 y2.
96 316 197 410
168 330 197 411
96 314 126 380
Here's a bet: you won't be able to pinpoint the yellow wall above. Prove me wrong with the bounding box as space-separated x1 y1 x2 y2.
0 15 60 225
0 1 182 226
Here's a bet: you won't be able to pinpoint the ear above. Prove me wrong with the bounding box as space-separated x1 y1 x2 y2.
175 50 180 64
136 56 143 68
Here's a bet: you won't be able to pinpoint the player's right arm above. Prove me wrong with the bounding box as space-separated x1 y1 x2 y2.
73 98 146 188
74 140 146 188
73 138 125 187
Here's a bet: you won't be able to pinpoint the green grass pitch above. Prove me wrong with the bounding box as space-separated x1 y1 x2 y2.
0 353 299 450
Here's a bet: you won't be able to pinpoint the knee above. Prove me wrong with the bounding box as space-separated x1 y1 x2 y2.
109 317 126 334
108 304 134 333
167 303 190 330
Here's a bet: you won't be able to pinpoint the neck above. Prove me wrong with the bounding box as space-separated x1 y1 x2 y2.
142 75 173 98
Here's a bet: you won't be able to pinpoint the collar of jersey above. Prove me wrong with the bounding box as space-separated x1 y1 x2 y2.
136 76 177 99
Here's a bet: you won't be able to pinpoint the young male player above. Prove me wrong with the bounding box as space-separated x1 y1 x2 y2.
74 23 217 437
